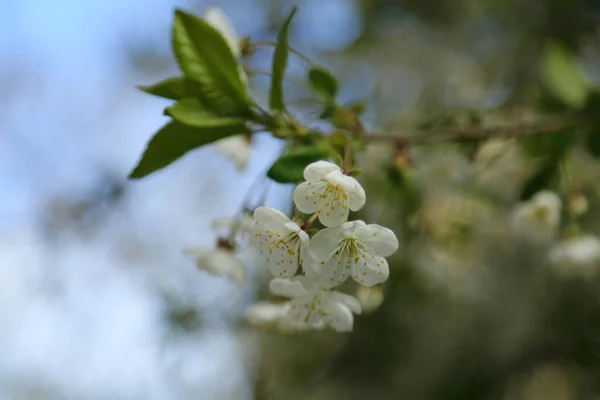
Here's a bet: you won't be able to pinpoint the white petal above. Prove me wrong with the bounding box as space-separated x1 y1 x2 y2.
288 295 322 328
191 248 245 282
322 301 354 332
304 161 340 181
293 181 324 214
345 177 366 211
319 249 352 289
253 207 294 231
245 301 290 325
318 200 350 228
351 252 389 286
353 223 399 257
214 135 250 171
267 243 301 277
326 291 362 314
269 278 309 298
309 227 346 261
204 7 240 57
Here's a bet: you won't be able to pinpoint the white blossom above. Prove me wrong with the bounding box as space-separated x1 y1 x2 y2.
211 212 255 240
293 161 366 227
213 135 251 171
309 220 398 288
250 207 309 278
269 265 362 332
183 247 245 283
244 301 291 326
549 235 600 279
204 7 251 170
510 191 562 244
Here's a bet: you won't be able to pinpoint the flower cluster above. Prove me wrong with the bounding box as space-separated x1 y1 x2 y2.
510 190 600 280
247 161 398 332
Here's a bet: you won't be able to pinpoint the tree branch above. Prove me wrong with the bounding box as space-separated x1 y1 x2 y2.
364 115 578 145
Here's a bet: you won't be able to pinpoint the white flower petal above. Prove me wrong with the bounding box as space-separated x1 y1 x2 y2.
353 223 399 257
288 295 323 328
293 181 324 214
214 135 251 171
269 278 309 298
204 7 240 57
304 161 340 181
351 253 389 286
318 202 350 228
253 207 294 230
322 301 354 332
326 291 362 314
346 177 366 211
266 243 301 277
245 301 291 325
319 250 353 289
309 227 346 261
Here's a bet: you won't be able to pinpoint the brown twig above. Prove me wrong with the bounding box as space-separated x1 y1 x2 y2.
364 115 577 145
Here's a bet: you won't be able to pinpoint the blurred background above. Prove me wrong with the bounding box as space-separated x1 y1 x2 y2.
3 0 600 399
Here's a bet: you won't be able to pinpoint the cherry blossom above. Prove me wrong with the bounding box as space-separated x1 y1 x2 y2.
293 161 366 227
309 220 398 288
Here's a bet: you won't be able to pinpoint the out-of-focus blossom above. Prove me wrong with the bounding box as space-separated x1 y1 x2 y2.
510 191 562 244
549 234 600 279
183 247 245 283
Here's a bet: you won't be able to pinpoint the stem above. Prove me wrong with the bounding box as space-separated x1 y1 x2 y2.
253 41 314 66
343 142 352 172
301 212 320 230
364 115 576 145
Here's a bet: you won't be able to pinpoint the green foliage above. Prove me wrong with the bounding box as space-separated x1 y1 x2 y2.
129 121 250 179
267 145 330 183
166 98 248 129
347 168 362 177
585 126 600 158
138 76 188 100
269 7 298 111
171 10 251 114
542 41 589 109
308 67 339 99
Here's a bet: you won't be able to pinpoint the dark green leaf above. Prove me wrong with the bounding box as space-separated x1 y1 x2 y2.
172 10 250 113
521 130 574 158
308 67 338 98
129 121 250 179
585 126 600 158
520 161 559 200
269 7 297 111
166 98 248 129
267 145 328 183
138 77 187 100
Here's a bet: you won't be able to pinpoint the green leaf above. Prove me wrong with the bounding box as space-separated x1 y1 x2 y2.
542 41 589 109
308 67 338 98
267 146 328 183
166 98 248 129
172 10 250 113
138 77 188 100
585 126 600 158
347 168 362 177
269 7 297 111
129 121 250 179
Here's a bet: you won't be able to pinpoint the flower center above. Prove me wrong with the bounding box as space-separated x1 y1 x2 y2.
316 181 350 217
265 231 298 254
